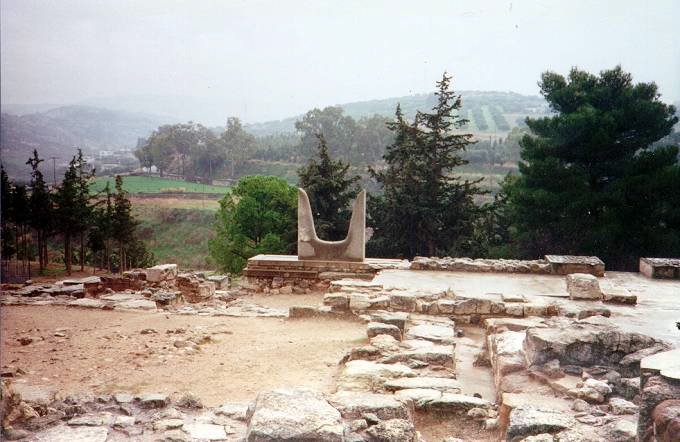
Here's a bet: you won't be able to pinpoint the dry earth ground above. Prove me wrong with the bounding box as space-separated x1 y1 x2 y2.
0 304 365 407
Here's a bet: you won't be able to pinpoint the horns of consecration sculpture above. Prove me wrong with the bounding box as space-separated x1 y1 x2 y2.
297 188 366 262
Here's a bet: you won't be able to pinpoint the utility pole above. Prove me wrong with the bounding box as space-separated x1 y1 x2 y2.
49 156 58 187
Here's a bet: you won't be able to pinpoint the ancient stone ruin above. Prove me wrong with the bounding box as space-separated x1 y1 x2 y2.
2 222 680 441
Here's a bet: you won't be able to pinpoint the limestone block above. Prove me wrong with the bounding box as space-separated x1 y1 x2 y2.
327 391 412 420
245 388 344 442
145 264 178 283
367 322 402 341
323 293 350 311
566 273 602 300
389 293 417 312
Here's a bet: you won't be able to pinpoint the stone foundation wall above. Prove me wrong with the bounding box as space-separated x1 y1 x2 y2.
410 257 552 274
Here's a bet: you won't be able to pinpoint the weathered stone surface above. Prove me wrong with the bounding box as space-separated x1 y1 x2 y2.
369 311 409 331
337 360 415 392
523 318 666 375
568 378 612 403
207 274 230 289
601 287 637 304
288 305 320 318
145 263 178 282
404 323 454 344
506 406 574 441
136 393 169 408
384 377 461 393
546 255 605 277
383 345 454 367
389 293 417 312
609 397 638 415
484 317 546 334
32 425 109 442
68 298 107 309
606 419 636 442
114 299 157 310
328 391 411 420
245 388 344 441
365 418 416 442
639 257 680 279
215 403 249 421
394 388 442 405
367 322 402 341
418 393 491 414
488 331 526 380
184 423 228 440
323 293 349 311
650 399 680 442
411 256 551 274
566 273 602 300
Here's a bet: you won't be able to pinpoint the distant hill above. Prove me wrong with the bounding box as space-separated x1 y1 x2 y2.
245 91 551 136
1 105 171 180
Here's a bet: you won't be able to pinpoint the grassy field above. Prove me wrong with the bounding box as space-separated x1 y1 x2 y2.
134 203 216 269
91 175 230 194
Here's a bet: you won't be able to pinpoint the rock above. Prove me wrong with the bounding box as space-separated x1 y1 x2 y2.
113 392 134 404
113 415 135 428
523 317 664 376
569 378 612 403
467 407 488 419
176 392 203 409
521 434 555 442
506 406 574 441
288 306 319 318
145 264 178 282
183 423 227 440
207 274 230 289
651 399 680 442
68 298 106 309
369 311 409 331
2 428 30 440
328 391 411 420
383 377 461 393
137 393 169 408
404 323 454 344
163 429 190 442
115 299 157 310
389 293 417 312
571 399 589 412
337 360 415 392
382 345 454 367
607 419 636 442
245 388 344 441
323 293 350 311
17 337 33 346
11 384 56 406
617 377 640 400
367 322 402 341
67 414 114 426
488 331 526 380
215 403 249 421
418 393 491 414
393 388 442 405
365 418 416 442
31 425 109 442
566 273 601 300
609 397 637 415
602 287 637 305
540 359 564 379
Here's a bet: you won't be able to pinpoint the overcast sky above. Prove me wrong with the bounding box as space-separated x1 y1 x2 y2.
2 0 679 124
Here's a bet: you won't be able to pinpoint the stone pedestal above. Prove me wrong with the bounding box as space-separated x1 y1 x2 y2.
545 255 605 277
639 258 680 279
242 254 405 292
638 349 680 441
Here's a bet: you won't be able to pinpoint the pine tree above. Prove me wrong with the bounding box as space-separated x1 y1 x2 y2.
26 150 53 273
1 166 16 262
504 66 680 269
111 176 137 272
369 73 486 258
297 134 360 240
54 157 80 275
73 149 95 271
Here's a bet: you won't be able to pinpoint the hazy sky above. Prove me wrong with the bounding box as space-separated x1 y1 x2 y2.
2 0 679 124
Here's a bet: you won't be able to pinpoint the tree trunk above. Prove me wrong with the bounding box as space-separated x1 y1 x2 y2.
64 233 71 275
80 231 84 271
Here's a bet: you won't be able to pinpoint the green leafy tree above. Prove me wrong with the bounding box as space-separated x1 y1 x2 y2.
26 150 53 272
504 66 680 269
295 106 358 164
209 176 297 274
220 117 256 178
297 134 360 240
369 73 486 258
1 166 17 260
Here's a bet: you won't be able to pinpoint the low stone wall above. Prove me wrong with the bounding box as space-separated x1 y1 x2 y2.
410 257 552 274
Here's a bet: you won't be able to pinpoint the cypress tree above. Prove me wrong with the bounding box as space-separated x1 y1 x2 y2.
369 73 486 258
26 150 53 273
297 134 360 240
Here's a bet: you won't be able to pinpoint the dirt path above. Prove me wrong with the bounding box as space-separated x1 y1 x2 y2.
1 306 365 407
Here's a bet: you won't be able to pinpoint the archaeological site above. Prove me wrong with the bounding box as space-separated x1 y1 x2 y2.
2 191 679 442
